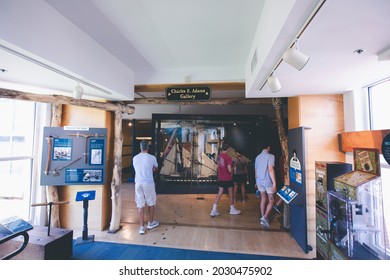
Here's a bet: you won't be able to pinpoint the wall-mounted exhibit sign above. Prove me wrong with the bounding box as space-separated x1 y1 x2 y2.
165 86 211 101
289 150 302 186
381 133 390 165
40 127 107 186
277 185 298 204
353 147 380 176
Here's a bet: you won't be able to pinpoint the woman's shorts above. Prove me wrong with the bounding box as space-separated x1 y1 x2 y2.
233 174 246 183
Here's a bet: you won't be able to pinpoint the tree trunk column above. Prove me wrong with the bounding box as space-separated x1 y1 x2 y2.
109 110 123 233
272 98 290 229
46 103 62 228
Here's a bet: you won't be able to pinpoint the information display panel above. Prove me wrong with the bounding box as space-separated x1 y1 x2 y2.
40 126 107 186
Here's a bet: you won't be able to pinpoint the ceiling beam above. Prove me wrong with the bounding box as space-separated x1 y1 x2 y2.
135 82 245 92
0 88 135 114
126 97 273 105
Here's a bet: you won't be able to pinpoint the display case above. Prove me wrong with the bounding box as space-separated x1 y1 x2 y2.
315 161 352 259
327 184 385 259
316 207 330 259
326 148 386 260
152 114 277 193
315 161 352 212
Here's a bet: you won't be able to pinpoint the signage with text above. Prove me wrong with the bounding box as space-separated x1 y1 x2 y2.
165 86 211 101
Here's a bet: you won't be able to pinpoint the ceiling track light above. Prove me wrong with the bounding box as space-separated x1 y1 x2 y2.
73 83 84 99
267 74 281 93
282 40 310 71
258 0 326 93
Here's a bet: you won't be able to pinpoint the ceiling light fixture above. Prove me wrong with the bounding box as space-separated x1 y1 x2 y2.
267 74 281 93
282 40 310 71
258 0 326 93
73 83 84 99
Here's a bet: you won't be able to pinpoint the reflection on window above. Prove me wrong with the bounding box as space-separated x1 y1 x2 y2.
159 121 222 182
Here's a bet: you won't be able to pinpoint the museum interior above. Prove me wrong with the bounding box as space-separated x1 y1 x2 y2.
1 0 390 262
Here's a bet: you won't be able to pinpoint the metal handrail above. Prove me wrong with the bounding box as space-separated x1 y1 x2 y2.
0 230 30 260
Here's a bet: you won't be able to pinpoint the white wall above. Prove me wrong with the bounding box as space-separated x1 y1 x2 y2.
343 88 370 132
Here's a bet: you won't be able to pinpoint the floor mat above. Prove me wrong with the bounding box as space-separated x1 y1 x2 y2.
71 240 302 260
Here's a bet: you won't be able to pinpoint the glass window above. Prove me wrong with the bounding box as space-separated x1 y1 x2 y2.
0 99 36 220
368 79 390 255
369 79 390 130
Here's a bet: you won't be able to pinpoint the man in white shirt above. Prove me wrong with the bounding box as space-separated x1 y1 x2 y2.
255 142 276 229
132 140 159 234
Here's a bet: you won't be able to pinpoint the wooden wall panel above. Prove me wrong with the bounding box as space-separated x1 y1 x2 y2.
58 105 113 231
340 129 390 153
288 96 301 129
288 94 346 258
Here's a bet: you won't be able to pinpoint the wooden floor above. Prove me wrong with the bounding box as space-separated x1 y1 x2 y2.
74 183 315 259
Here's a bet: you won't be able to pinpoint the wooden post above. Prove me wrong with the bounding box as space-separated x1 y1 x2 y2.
272 98 289 186
46 103 62 228
108 110 123 233
272 97 290 229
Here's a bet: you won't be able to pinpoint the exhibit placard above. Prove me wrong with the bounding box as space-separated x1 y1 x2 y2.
277 186 298 204
289 150 302 186
353 147 380 176
40 127 107 186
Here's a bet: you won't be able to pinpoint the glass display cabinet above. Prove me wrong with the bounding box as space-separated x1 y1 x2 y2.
315 161 352 259
326 148 387 260
152 114 277 194
315 162 352 212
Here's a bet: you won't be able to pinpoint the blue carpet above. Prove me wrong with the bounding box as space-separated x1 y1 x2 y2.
71 240 302 260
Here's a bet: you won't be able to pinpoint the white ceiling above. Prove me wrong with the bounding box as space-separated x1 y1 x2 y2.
1 0 390 101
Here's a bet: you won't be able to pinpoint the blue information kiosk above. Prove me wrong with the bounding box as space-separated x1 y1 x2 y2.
75 190 96 245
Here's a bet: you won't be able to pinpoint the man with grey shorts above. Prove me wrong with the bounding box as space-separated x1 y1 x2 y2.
133 140 160 234
255 142 276 229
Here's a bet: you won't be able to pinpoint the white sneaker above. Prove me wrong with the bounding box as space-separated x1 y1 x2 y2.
147 220 160 229
139 226 146 234
230 207 241 215
210 210 220 217
260 216 270 228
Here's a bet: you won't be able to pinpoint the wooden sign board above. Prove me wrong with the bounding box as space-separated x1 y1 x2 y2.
165 86 211 101
339 129 390 153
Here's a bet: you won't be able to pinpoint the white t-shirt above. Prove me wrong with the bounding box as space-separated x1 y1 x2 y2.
133 152 158 184
255 149 275 182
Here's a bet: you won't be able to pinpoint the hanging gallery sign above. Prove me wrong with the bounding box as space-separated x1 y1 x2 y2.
165 86 211 101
